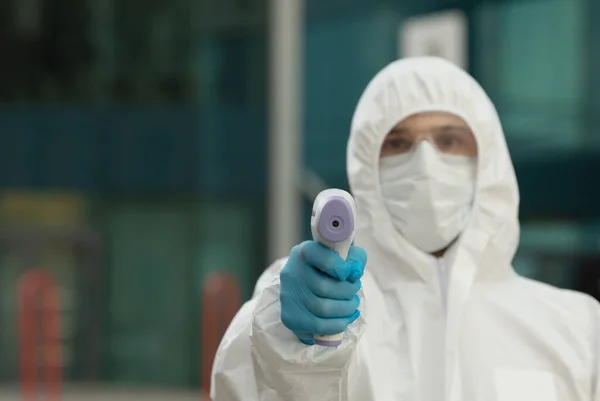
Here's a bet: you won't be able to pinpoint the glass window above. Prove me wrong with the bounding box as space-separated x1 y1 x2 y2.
473 0 587 154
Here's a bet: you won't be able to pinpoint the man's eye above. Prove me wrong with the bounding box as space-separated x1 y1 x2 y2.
385 139 412 151
437 135 462 149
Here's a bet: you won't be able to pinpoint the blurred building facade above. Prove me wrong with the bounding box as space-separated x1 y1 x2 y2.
0 0 599 389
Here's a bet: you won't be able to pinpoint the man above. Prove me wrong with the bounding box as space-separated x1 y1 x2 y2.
211 57 600 401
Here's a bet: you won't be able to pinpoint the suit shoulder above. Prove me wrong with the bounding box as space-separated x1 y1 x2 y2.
252 257 288 298
517 276 600 328
518 276 597 305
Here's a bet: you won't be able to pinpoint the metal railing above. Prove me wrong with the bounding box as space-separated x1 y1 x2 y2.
200 272 242 399
18 269 63 401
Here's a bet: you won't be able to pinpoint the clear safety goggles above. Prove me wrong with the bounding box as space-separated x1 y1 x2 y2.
380 126 477 159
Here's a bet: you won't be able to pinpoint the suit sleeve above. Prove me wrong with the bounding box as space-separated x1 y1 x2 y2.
210 258 366 401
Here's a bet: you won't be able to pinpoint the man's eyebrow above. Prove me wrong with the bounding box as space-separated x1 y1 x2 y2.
435 125 472 133
387 128 410 136
388 125 471 136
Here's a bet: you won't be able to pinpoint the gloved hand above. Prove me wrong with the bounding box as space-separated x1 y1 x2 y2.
279 241 367 345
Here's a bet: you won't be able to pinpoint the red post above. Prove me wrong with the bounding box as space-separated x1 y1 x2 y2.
18 269 62 401
201 272 241 400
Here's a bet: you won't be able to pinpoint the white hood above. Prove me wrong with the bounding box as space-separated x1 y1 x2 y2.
347 56 520 288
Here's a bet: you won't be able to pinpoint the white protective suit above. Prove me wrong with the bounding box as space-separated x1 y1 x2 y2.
211 57 600 401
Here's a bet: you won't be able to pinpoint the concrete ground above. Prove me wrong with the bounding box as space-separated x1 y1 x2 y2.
0 384 205 400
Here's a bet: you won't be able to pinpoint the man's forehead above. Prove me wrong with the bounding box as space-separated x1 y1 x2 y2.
393 112 469 129
389 113 471 136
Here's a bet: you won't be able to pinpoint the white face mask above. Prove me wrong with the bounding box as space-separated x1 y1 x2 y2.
379 141 477 253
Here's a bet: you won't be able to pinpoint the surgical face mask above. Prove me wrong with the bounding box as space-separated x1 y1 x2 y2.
379 141 477 253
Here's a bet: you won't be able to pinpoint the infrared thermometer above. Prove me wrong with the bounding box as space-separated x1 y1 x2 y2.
310 189 356 346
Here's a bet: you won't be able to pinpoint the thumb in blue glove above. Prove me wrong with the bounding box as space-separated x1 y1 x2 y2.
279 241 367 345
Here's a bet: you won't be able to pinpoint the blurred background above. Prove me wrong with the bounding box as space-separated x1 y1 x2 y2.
1 0 600 399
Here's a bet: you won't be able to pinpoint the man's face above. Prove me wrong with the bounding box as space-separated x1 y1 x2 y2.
380 112 478 159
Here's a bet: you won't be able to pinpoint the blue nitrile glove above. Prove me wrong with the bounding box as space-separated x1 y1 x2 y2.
279 241 367 345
